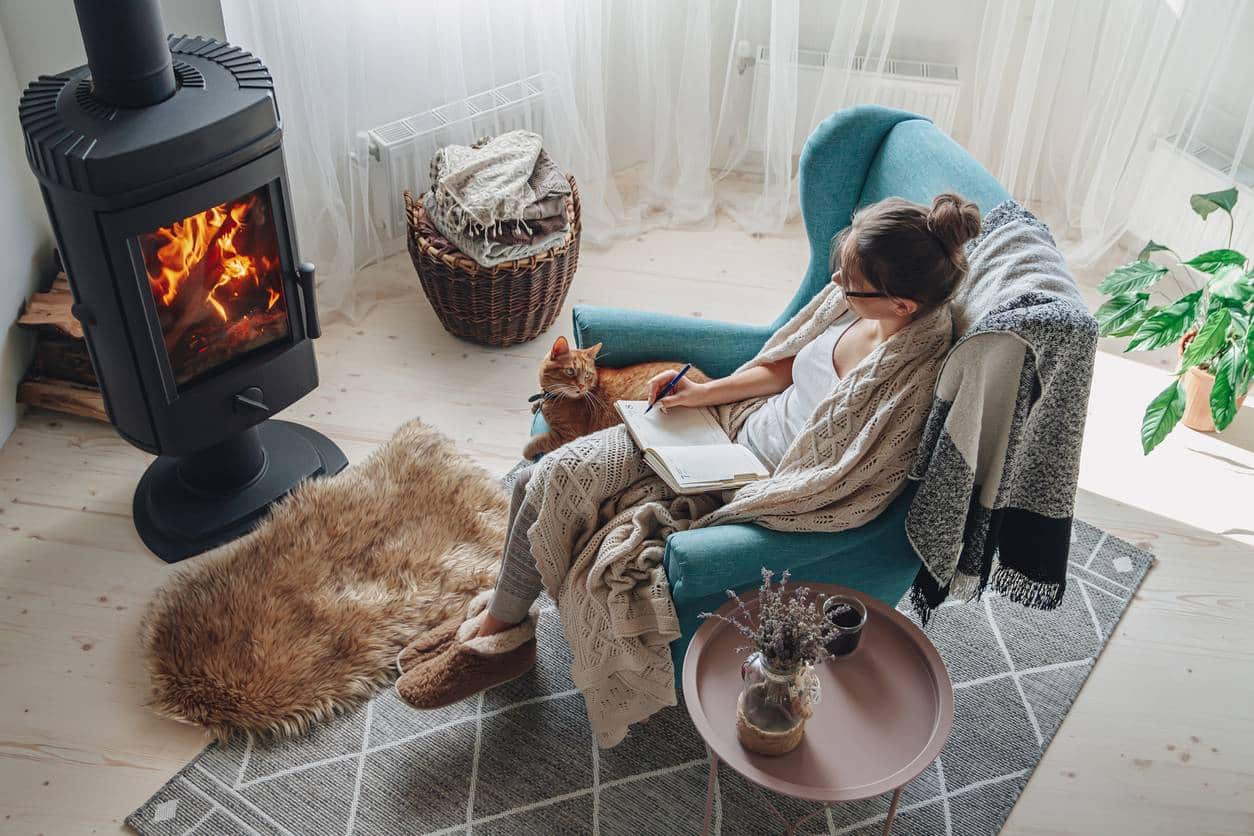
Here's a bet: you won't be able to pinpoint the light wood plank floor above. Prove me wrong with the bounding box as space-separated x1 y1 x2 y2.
1 211 1251 835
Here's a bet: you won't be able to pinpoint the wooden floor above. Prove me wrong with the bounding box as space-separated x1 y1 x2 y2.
1 210 1251 835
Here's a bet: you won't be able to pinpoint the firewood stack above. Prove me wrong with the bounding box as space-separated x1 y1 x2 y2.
17 272 108 422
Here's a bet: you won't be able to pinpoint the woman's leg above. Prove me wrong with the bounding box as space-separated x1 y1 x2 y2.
397 465 542 673
479 465 544 636
395 466 543 708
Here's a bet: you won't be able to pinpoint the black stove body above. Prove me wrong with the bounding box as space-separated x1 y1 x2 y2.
18 0 346 562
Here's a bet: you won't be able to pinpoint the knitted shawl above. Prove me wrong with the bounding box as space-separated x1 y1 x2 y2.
525 290 953 746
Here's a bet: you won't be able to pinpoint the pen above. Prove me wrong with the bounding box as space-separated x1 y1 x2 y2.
646 363 692 414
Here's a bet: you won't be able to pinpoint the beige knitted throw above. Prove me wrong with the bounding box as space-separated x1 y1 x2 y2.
527 283 954 746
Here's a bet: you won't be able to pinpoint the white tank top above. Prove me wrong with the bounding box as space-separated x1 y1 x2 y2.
736 314 858 471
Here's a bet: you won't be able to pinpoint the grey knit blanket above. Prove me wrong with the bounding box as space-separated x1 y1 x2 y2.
427 130 571 266
905 201 1099 619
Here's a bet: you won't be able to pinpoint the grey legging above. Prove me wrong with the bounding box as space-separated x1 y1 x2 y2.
487 465 544 624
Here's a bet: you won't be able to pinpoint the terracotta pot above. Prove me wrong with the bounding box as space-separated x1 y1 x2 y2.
1180 365 1248 432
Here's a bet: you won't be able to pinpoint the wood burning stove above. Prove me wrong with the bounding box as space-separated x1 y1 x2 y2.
18 0 346 562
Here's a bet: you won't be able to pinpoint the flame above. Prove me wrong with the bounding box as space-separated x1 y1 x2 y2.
147 195 275 322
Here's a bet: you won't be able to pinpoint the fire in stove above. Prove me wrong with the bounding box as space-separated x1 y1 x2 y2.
140 188 290 385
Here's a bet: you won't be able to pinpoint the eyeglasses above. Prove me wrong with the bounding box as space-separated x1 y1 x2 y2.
830 270 889 298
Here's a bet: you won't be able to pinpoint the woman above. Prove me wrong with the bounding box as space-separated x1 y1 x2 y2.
396 193 982 746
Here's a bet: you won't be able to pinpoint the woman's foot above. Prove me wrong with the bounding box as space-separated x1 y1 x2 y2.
395 589 495 674
396 595 539 710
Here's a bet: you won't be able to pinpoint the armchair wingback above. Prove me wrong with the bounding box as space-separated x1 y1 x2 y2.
537 106 1012 679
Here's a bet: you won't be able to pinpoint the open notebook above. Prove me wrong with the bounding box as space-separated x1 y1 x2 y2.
615 400 769 495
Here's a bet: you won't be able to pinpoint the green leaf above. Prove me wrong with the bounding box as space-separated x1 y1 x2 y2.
1209 348 1238 431
1127 290 1202 351
1190 187 1239 220
1095 292 1150 337
1208 265 1254 302
1208 293 1250 335
1111 304 1157 338
1231 340 1252 400
1098 261 1168 295
1141 379 1185 453
1180 308 1231 367
1137 240 1172 261
1185 249 1246 273
1232 309 1251 336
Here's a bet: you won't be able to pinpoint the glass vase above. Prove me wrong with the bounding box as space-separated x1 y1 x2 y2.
735 652 820 756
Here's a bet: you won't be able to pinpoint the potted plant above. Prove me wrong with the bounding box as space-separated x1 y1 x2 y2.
701 569 835 756
1095 187 1252 452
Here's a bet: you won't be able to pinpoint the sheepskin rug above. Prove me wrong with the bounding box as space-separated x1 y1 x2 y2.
140 419 507 739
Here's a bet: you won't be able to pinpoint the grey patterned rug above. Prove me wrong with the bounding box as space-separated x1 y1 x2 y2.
128 520 1150 836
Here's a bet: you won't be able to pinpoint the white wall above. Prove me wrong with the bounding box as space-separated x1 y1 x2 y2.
0 18 47 444
0 1 225 447
0 0 224 91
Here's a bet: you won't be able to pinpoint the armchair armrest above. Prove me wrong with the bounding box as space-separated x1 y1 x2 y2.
662 485 920 605
572 305 772 379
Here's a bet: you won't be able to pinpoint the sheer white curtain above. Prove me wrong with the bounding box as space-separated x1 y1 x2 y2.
221 0 1253 319
220 0 898 319
964 0 1254 265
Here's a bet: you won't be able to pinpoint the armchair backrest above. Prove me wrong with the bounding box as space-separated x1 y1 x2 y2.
777 106 1011 331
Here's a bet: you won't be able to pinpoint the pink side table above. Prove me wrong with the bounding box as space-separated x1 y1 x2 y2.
682 584 954 835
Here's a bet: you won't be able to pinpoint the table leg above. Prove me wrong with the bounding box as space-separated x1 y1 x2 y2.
702 753 719 836
882 786 903 835
787 806 830 835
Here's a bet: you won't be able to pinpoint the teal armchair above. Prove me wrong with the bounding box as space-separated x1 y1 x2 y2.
533 106 1012 680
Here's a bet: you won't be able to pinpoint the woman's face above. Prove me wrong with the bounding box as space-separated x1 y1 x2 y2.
831 236 919 320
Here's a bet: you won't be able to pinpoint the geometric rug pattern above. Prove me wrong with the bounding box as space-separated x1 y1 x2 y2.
127 519 1151 835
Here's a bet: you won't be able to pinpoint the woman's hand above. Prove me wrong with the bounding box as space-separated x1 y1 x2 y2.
648 370 707 412
646 357 795 412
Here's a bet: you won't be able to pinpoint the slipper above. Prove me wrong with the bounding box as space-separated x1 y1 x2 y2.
396 594 539 710
395 589 495 675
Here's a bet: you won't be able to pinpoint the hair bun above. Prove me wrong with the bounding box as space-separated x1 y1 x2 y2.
926 192 982 252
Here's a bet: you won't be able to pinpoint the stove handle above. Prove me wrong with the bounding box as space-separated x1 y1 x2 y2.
296 262 322 339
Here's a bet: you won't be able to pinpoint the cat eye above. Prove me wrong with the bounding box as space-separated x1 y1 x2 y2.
565 368 575 377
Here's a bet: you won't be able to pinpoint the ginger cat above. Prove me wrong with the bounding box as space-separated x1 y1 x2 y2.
523 336 709 459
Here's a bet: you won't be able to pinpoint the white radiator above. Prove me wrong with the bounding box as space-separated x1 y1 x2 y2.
747 46 960 155
1127 136 1253 258
360 74 547 246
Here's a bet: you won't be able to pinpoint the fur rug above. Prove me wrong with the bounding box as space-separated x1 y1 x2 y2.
140 420 507 739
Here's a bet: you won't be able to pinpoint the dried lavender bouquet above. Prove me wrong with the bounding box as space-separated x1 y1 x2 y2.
700 567 839 671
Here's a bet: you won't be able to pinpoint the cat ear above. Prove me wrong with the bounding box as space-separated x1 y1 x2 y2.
550 336 570 359
585 342 603 359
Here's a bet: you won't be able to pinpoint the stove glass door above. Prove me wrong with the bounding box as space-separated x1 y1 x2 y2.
137 185 290 387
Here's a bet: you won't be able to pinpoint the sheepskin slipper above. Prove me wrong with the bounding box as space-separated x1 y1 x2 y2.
396 598 539 709
140 420 508 740
395 589 495 674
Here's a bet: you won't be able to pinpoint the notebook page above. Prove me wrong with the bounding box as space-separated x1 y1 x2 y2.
652 443 768 486
616 400 729 450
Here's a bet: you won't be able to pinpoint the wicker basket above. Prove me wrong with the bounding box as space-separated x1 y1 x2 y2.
405 175 581 347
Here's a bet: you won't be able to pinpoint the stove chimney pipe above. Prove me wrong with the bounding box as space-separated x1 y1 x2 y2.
72 0 176 108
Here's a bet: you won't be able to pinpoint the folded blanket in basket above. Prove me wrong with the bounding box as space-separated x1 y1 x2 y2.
423 191 570 267
428 130 571 266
